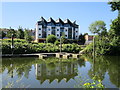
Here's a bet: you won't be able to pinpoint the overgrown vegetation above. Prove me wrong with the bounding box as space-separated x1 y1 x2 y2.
83 1 120 55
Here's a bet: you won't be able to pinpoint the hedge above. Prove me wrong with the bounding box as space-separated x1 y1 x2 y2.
2 39 81 54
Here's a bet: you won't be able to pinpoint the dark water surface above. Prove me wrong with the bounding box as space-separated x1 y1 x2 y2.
1 55 120 88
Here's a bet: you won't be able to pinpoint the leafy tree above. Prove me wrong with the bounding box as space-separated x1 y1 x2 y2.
2 31 6 38
78 34 85 45
108 0 120 17
0 31 6 39
109 17 120 37
89 21 107 36
46 35 57 43
17 26 24 39
24 29 33 42
6 27 16 38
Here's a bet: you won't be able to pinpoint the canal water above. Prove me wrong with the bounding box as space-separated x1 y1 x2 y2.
1 55 120 88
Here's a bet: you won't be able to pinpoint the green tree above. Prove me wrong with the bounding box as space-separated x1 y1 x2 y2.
17 26 24 39
24 29 33 42
78 34 85 45
109 17 120 37
0 31 6 39
46 35 57 43
89 21 107 36
6 27 16 38
108 0 120 17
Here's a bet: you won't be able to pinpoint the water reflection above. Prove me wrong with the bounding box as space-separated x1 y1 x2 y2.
1 56 120 88
35 62 78 84
82 55 120 88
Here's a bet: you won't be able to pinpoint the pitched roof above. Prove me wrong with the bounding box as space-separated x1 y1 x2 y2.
73 20 79 28
38 16 47 25
64 19 73 26
47 17 56 24
56 18 64 25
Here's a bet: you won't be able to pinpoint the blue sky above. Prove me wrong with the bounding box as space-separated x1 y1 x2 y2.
1 2 118 34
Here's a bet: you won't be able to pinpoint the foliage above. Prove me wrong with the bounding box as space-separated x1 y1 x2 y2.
83 75 104 88
6 27 16 38
78 34 85 45
83 34 120 55
108 0 120 17
109 17 120 37
84 3 120 56
54 40 60 45
2 39 81 54
17 26 24 39
46 35 57 43
89 21 107 36
24 29 33 42
2 31 6 38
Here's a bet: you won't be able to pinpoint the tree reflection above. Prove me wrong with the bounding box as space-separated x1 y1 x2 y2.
83 55 120 88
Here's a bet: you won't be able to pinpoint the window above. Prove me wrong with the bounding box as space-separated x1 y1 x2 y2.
65 35 67 37
65 29 67 32
39 34 41 36
76 31 78 33
39 28 41 30
76 36 77 37
57 34 59 36
57 29 59 31
48 34 50 36
49 29 50 31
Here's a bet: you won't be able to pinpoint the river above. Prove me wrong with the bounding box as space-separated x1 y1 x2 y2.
1 55 120 88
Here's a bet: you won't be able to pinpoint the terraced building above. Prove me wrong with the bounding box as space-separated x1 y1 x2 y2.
35 17 79 42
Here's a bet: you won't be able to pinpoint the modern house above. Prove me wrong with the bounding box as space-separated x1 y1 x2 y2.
35 17 79 42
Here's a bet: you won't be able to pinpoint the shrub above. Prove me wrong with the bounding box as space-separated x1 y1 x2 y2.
46 35 57 43
2 39 81 54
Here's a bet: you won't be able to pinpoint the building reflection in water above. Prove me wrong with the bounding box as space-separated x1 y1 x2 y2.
35 62 78 84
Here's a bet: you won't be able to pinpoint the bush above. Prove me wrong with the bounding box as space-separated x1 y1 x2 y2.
46 35 57 43
2 39 81 54
83 35 120 55
54 40 60 45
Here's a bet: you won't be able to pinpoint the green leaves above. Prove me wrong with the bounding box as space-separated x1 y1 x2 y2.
89 21 107 35
46 35 57 43
2 39 81 54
